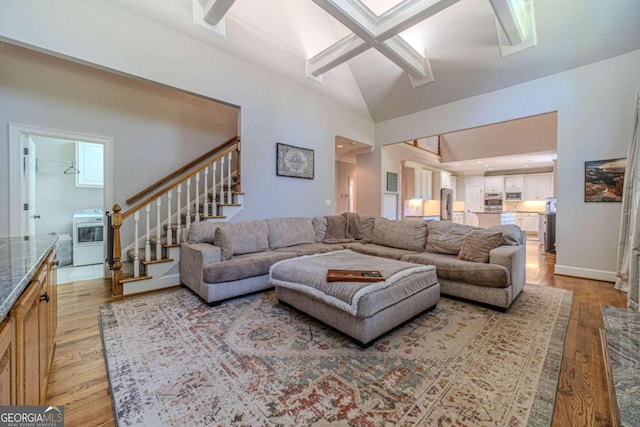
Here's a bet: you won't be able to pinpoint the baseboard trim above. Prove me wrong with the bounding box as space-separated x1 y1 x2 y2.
554 265 616 283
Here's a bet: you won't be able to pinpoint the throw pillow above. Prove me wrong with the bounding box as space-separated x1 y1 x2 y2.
343 212 362 240
488 224 523 246
358 216 375 243
323 215 352 244
425 221 478 254
312 217 328 242
213 227 233 260
458 230 504 263
188 221 222 244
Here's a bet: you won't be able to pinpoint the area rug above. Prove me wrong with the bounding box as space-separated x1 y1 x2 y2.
99 285 572 426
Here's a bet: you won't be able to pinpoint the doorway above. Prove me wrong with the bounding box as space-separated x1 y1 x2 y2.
9 123 113 283
465 185 483 227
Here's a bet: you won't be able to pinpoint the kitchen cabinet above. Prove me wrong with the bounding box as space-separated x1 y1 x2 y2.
405 167 433 199
440 171 452 189
0 317 16 405
523 173 552 200
450 176 458 201
484 175 505 194
452 212 464 224
505 175 524 191
11 246 58 405
516 213 539 233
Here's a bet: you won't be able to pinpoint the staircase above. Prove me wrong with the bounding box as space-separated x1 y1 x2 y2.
109 137 242 297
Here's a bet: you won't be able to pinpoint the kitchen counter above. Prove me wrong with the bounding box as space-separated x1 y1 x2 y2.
0 235 58 320
474 212 516 227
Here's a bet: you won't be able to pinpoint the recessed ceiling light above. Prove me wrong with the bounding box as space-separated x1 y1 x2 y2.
484 164 490 167
337 144 344 148
476 160 483 164
454 163 460 166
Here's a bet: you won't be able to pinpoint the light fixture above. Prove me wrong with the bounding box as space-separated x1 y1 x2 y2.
337 144 344 148
476 160 483 164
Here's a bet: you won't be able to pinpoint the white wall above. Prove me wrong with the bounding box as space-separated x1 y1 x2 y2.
0 0 375 229
0 42 240 237
375 49 640 281
33 136 103 236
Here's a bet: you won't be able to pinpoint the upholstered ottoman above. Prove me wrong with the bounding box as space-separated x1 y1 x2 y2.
270 249 440 345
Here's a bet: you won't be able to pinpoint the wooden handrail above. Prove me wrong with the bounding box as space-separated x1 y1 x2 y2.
121 143 238 220
126 136 240 205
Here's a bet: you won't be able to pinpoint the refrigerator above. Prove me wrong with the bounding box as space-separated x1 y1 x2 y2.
544 197 557 253
440 188 453 220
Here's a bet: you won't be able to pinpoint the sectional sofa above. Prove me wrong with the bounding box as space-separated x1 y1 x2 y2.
180 215 526 310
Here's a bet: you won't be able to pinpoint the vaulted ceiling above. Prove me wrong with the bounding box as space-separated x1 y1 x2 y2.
109 0 640 122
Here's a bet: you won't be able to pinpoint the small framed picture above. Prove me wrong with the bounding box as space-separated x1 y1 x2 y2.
276 143 314 179
584 158 626 202
386 172 398 192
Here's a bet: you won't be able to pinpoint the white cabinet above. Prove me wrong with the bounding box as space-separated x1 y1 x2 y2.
440 171 452 189
404 168 433 200
505 175 524 191
523 173 552 200
452 212 464 224
484 175 505 194
450 176 458 201
516 213 539 232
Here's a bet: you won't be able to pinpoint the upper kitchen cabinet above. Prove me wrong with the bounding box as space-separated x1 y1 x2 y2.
439 171 452 189
505 175 524 191
523 173 553 200
484 175 505 194
404 167 433 200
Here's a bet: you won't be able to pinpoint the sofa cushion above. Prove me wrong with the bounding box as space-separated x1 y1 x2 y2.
203 251 295 283
488 224 524 246
312 217 328 242
230 220 269 255
188 221 227 244
425 221 478 255
273 243 345 256
267 217 316 249
359 216 375 242
372 217 428 251
343 212 362 240
213 227 233 260
324 215 351 243
458 230 503 263
401 252 510 288
346 242 420 260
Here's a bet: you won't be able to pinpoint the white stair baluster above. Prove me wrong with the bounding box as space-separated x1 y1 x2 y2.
156 198 162 261
134 211 140 277
204 167 209 217
212 162 217 216
195 172 201 222
227 152 232 204
145 204 151 262
176 183 182 244
219 157 225 204
186 178 192 229
167 190 173 245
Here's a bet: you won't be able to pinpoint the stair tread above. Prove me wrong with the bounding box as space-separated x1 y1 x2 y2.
120 274 153 283
218 203 242 207
141 258 174 265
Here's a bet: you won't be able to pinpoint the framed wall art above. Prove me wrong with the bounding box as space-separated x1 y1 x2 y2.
386 172 398 192
584 158 626 202
276 143 314 179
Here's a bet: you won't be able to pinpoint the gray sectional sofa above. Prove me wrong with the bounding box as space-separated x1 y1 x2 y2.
180 215 526 310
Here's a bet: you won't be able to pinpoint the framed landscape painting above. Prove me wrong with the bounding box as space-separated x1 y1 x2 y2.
584 158 626 202
276 143 314 179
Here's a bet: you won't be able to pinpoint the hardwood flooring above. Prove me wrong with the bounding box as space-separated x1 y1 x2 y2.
47 240 628 426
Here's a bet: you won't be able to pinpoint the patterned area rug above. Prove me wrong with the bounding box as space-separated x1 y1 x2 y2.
99 285 572 426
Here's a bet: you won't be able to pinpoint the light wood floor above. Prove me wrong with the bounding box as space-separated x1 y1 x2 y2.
47 240 627 426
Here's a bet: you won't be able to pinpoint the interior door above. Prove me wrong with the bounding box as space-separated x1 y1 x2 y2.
465 185 483 227
348 176 356 213
22 136 37 236
382 193 398 220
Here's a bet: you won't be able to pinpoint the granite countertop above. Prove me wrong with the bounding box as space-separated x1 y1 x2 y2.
0 235 58 320
472 212 516 215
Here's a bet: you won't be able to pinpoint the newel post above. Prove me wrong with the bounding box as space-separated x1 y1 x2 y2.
112 204 124 298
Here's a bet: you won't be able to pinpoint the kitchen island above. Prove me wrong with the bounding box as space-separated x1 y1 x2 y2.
0 234 58 405
474 212 516 228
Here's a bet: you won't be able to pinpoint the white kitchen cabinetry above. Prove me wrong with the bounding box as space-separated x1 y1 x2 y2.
450 176 457 201
404 168 433 200
452 212 464 224
505 175 524 191
516 213 539 232
440 171 452 189
484 176 505 194
523 173 552 200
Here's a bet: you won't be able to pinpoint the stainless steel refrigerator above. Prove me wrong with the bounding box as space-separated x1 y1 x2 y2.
440 188 453 220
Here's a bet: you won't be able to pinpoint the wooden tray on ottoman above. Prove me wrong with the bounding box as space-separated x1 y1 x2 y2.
327 269 384 282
